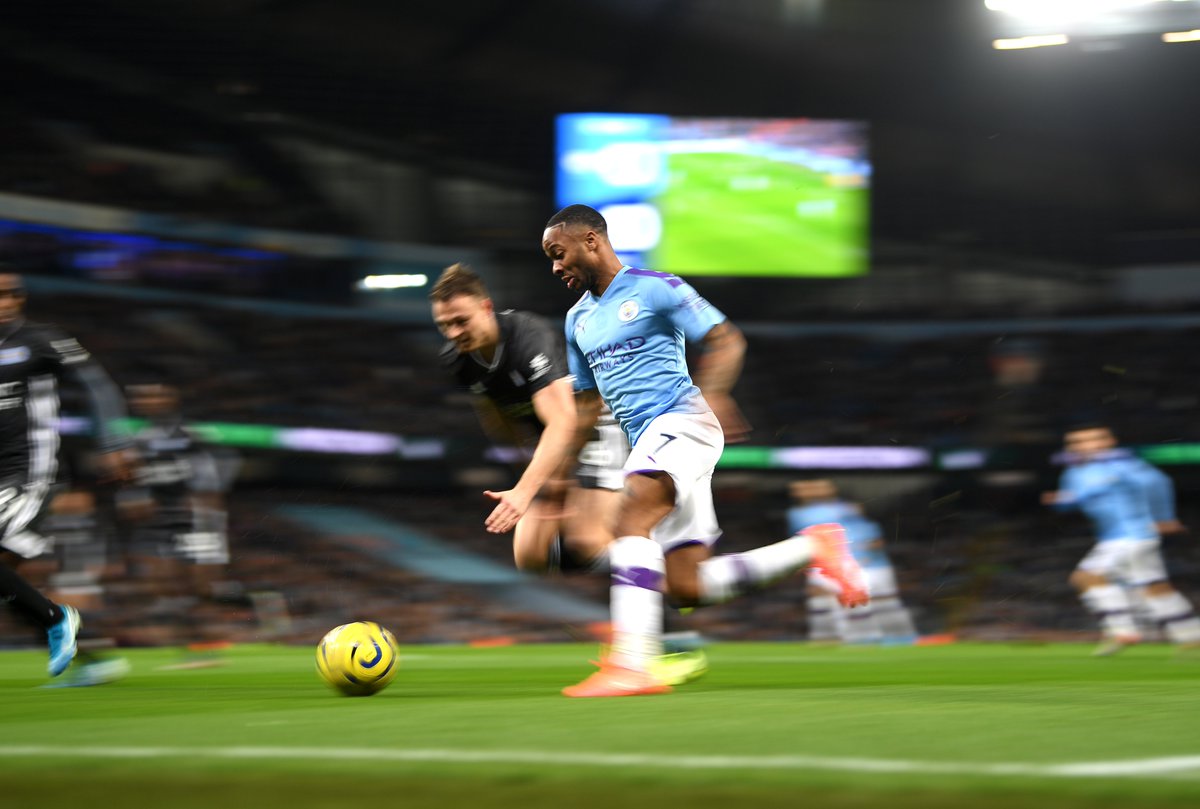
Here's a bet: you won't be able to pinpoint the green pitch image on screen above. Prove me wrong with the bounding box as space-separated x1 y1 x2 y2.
556 114 870 278
655 151 868 277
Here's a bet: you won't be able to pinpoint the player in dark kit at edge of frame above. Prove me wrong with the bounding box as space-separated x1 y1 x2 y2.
0 271 133 678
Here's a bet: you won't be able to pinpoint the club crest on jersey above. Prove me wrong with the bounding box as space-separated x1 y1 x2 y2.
618 300 639 322
0 346 30 365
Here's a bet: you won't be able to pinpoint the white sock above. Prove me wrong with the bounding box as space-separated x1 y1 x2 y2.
872 596 918 640
844 605 882 644
1144 591 1200 645
1127 588 1163 641
697 535 813 604
1082 584 1138 638
607 536 664 672
806 594 845 641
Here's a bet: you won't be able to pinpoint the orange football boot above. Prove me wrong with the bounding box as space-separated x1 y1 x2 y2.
562 661 673 697
804 523 869 608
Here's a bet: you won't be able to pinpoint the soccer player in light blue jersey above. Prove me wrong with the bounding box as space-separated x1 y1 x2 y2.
789 480 917 645
542 204 867 697
1043 425 1200 656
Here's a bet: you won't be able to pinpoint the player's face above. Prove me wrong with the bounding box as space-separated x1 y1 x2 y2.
0 275 27 324
1064 428 1115 458
432 294 495 353
543 224 598 294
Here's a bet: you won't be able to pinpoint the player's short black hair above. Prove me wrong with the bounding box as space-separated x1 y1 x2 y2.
1063 421 1116 439
546 204 608 235
0 265 26 294
430 262 490 303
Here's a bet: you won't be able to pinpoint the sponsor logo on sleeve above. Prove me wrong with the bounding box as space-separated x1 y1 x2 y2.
0 346 30 366
51 338 89 364
528 353 551 381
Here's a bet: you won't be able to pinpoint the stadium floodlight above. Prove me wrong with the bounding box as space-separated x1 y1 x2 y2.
992 34 1071 49
1162 28 1200 40
986 0 1163 24
356 273 429 290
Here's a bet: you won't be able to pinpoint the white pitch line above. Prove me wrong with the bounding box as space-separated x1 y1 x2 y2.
0 745 1198 779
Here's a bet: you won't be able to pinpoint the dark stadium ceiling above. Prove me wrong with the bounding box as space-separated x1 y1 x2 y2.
4 0 1200 264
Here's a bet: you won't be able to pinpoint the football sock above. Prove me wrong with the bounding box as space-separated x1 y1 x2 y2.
806 593 845 641
1081 584 1138 638
697 534 813 604
607 536 664 672
1143 591 1200 644
872 595 919 640
845 605 883 644
0 563 63 628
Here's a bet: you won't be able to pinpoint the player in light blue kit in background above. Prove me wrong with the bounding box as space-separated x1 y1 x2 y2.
1043 424 1200 656
543 204 867 697
789 479 917 645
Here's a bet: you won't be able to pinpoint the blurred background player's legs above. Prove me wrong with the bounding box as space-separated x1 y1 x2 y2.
806 571 847 643
165 513 237 669
844 602 883 645
121 503 237 668
864 565 918 644
43 486 129 686
1071 542 1140 655
1126 586 1164 642
1123 539 1200 650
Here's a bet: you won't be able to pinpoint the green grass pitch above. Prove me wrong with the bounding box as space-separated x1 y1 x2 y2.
656 152 868 277
1 643 1198 808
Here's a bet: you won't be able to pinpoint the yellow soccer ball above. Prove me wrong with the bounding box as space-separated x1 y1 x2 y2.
316 621 399 696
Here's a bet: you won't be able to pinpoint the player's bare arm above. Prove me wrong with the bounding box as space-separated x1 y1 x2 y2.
483 377 578 534
693 320 750 443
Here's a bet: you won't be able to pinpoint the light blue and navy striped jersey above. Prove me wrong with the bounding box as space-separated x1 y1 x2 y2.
1053 452 1161 541
564 266 726 445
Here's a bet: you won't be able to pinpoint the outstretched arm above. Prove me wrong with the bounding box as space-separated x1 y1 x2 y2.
483 377 578 534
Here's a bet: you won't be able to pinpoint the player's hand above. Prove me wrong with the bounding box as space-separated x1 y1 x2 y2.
1040 491 1060 505
1158 519 1188 535
483 487 535 534
708 393 750 444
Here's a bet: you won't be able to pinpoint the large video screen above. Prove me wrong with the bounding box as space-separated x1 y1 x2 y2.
556 114 869 277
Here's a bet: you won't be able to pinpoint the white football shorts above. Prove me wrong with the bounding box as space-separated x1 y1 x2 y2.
623 410 724 554
1076 538 1169 587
